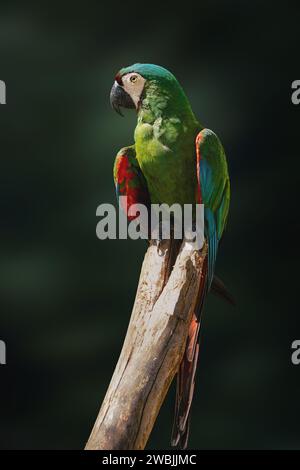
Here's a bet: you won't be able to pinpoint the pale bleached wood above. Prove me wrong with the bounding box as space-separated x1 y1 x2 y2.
85 239 207 450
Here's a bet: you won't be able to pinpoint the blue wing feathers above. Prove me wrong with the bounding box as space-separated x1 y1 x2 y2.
198 130 229 289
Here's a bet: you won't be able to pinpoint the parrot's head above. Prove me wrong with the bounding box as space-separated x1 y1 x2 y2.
110 63 192 118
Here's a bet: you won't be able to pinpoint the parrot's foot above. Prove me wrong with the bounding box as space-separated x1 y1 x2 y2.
150 221 176 255
184 221 204 251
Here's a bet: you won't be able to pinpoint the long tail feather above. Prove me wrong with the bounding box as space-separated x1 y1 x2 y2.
171 262 207 449
171 314 200 448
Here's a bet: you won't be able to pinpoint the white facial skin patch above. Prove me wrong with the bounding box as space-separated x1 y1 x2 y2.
122 72 146 108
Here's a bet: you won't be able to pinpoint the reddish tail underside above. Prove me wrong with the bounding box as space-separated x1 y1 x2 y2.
171 258 208 448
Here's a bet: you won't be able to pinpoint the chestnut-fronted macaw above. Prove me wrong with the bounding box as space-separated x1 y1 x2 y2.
110 63 230 449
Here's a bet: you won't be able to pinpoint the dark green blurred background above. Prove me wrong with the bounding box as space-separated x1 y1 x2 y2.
0 0 299 449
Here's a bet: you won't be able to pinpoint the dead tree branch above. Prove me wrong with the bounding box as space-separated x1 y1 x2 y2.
85 239 207 450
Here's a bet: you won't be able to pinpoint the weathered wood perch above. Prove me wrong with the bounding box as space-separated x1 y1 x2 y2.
85 238 207 450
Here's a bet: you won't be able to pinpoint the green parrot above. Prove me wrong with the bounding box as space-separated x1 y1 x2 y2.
110 63 230 449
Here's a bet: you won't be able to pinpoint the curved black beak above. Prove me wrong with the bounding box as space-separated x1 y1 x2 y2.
110 81 135 117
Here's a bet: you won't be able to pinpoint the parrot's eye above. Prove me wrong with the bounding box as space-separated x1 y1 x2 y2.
130 75 138 83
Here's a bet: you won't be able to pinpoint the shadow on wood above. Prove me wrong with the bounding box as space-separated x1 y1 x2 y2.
85 238 207 450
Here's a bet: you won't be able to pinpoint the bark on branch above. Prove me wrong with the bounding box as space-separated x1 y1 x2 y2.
85 239 207 450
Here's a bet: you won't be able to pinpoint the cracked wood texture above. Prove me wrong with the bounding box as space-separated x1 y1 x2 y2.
85 239 207 450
